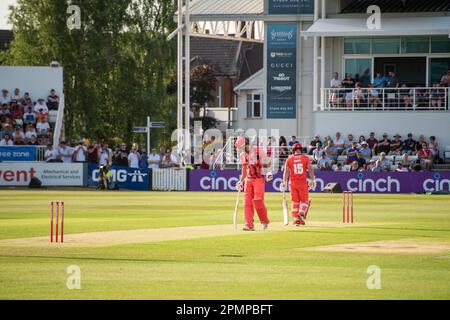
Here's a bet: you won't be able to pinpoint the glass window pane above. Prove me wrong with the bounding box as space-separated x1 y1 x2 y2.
345 58 372 86
247 101 252 118
431 36 450 53
401 36 429 53
372 37 400 54
254 102 261 118
344 38 371 54
254 94 261 100
429 58 450 86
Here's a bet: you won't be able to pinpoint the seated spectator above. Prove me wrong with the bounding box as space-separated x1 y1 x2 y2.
428 136 439 162
0 133 14 146
333 132 345 154
73 141 87 163
11 102 24 128
58 141 74 163
34 99 49 116
0 89 11 105
402 133 416 155
357 135 366 148
330 72 343 107
401 153 412 170
418 143 432 170
24 124 37 142
414 135 426 155
359 141 372 160
334 163 343 172
11 88 21 104
12 126 25 141
430 83 445 109
395 163 409 172
36 118 51 136
23 106 36 125
373 72 387 88
28 134 39 146
366 132 378 151
349 161 361 172
47 89 60 110
324 140 338 165
13 136 26 145
378 152 391 171
375 133 390 155
400 84 412 109
312 143 324 163
22 92 32 105
1 123 14 139
308 135 322 155
344 134 355 149
371 160 382 172
389 134 403 155
367 83 381 108
342 73 355 89
352 82 366 108
45 144 60 162
288 135 299 148
440 68 450 87
342 141 360 165
162 149 176 168
128 147 140 169
317 153 332 171
148 148 161 169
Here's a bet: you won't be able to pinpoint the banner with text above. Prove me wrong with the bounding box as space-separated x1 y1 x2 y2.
189 170 450 194
0 146 37 162
87 164 149 191
267 23 298 119
0 162 85 186
268 0 314 15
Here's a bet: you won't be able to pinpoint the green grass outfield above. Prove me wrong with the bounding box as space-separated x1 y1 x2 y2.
0 190 449 300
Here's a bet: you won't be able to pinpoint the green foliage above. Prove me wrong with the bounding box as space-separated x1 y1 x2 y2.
2 0 177 148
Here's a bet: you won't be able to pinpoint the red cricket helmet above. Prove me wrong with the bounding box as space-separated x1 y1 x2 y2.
292 143 302 151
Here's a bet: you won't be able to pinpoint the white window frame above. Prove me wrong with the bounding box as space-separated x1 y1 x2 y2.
246 92 263 119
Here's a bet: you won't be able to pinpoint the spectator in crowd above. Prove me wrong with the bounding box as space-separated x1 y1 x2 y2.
128 146 140 169
27 134 39 146
395 163 409 172
161 149 176 168
22 92 31 105
139 150 148 169
415 135 426 154
440 69 450 87
13 135 25 145
371 160 382 172
330 72 343 107
98 144 112 166
118 143 129 166
349 161 361 172
147 148 161 170
87 140 100 164
0 133 13 146
428 136 439 162
403 133 416 155
386 71 399 89
344 134 355 149
357 135 366 148
359 141 372 161
44 144 60 162
36 118 51 137
58 141 73 163
312 143 324 163
73 141 87 163
11 88 21 103
317 153 331 171
279 136 289 165
342 73 355 89
400 153 412 170
324 140 338 165
333 132 345 154
288 135 299 147
366 132 378 151
389 134 403 155
400 84 412 109
430 83 445 109
112 147 122 166
1 123 13 138
0 89 11 105
308 135 322 155
351 82 366 108
378 152 391 171
23 106 36 125
47 89 60 110
342 141 360 165
34 98 49 116
368 83 382 108
24 124 37 142
334 163 343 172
11 102 24 128
373 72 388 88
418 143 432 170
375 133 390 155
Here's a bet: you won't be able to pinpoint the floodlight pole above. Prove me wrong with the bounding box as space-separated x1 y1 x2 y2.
184 0 191 158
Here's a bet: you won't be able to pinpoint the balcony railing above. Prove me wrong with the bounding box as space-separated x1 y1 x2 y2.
321 87 450 111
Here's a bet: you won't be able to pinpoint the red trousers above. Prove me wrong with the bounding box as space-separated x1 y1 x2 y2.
290 182 309 218
244 177 269 228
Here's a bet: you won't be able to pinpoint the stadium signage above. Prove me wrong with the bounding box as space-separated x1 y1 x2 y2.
268 0 315 15
267 23 298 119
0 163 85 186
0 146 37 162
189 170 450 193
88 164 148 191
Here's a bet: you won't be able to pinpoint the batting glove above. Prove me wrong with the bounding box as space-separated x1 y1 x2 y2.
280 182 286 192
236 180 244 191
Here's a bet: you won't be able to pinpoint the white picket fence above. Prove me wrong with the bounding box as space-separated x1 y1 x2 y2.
152 168 187 191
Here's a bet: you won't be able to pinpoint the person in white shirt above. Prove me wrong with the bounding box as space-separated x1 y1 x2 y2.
128 148 140 168
34 99 49 115
73 142 87 162
147 148 161 169
24 125 37 141
330 72 343 107
98 144 111 166
0 89 11 105
58 141 73 163
333 132 345 154
36 119 51 134
11 88 21 103
44 144 59 162
0 134 14 146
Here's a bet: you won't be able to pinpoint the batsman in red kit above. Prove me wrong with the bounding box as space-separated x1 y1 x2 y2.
281 143 316 226
236 137 273 231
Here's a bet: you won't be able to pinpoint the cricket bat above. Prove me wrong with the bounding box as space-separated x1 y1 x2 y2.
282 190 289 226
233 189 241 229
